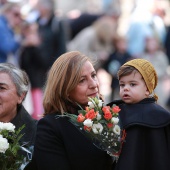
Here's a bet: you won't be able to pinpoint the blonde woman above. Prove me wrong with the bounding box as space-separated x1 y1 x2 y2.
27 51 113 170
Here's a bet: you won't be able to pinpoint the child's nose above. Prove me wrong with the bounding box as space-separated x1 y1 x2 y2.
124 84 129 91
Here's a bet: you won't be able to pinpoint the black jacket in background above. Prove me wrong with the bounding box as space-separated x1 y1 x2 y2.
20 46 46 88
37 14 66 70
108 98 170 170
103 51 132 89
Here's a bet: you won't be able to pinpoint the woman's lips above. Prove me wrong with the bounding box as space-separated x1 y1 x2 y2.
88 92 98 97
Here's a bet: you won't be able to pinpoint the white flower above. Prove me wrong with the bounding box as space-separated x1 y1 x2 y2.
98 99 103 107
113 125 120 135
0 135 9 153
0 122 4 131
2 122 15 132
88 101 95 108
96 112 102 120
111 117 119 124
83 119 93 127
92 123 103 134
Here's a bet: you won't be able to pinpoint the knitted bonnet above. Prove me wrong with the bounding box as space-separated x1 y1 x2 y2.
123 59 158 100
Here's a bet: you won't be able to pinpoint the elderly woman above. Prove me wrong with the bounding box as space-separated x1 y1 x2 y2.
0 63 37 146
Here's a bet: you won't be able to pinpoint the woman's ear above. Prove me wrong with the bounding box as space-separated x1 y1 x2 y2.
17 93 26 104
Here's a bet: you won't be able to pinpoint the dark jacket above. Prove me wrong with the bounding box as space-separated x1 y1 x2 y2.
108 98 170 170
103 51 132 88
11 104 37 146
20 46 46 88
37 14 66 70
26 104 113 170
165 26 170 64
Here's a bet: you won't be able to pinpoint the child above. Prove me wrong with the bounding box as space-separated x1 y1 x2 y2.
109 59 170 170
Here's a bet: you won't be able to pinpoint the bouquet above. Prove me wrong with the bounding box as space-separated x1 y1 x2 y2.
64 97 126 162
0 122 31 170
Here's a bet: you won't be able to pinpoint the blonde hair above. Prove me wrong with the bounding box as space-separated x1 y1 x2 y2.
43 51 92 115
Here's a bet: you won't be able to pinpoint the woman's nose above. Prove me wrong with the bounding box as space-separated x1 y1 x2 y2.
89 78 98 88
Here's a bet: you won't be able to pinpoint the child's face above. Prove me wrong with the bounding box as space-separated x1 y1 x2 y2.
119 71 149 104
116 39 127 53
145 37 158 53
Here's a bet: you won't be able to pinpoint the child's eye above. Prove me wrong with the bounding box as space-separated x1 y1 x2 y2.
119 84 124 87
130 83 136 86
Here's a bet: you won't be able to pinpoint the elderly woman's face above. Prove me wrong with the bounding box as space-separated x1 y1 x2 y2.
0 73 23 122
69 61 99 105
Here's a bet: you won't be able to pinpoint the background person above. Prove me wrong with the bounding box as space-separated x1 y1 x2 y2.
0 2 22 64
19 21 44 120
33 0 66 70
103 34 133 101
27 51 113 170
67 15 117 71
142 36 169 108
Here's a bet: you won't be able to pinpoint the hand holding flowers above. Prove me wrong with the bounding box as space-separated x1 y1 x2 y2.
64 97 126 161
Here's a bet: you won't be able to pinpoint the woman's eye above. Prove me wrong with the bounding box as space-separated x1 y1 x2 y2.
79 79 85 83
92 73 97 78
0 86 5 90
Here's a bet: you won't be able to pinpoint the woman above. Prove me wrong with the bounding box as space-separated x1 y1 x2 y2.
0 2 22 63
28 51 113 170
0 63 37 146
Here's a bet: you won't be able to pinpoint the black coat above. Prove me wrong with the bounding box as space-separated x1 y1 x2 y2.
11 105 37 146
37 14 66 70
20 46 46 88
165 26 170 64
108 98 170 170
26 109 113 170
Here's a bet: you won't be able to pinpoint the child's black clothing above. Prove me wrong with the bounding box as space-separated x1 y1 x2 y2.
108 98 170 170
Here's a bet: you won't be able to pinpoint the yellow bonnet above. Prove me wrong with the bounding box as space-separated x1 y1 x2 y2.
123 59 158 100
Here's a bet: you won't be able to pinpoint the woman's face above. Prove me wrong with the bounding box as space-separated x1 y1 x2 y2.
0 73 23 122
69 61 99 106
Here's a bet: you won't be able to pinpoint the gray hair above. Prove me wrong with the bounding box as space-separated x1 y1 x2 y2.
0 63 30 100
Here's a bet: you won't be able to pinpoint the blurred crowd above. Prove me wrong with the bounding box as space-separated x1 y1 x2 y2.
0 0 170 119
